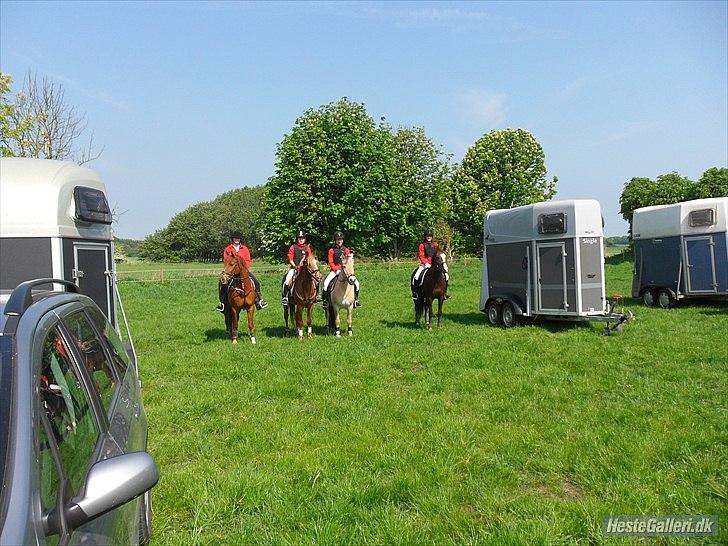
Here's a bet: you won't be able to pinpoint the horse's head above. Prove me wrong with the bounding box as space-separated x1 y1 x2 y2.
434 251 449 274
341 252 357 285
305 251 322 283
223 254 243 276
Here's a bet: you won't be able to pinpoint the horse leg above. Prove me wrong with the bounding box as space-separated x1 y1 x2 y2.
414 296 421 325
231 306 239 344
296 304 304 340
247 305 256 344
334 304 341 337
224 307 232 339
306 304 313 338
437 297 443 328
427 298 433 331
347 305 353 337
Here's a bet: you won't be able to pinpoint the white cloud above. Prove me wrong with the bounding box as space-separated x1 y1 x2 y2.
456 89 508 126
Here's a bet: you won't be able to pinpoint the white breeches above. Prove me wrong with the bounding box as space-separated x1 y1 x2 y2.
413 264 448 285
324 270 359 291
284 268 296 287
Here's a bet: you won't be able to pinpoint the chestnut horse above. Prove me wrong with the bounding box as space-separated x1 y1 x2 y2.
285 251 321 339
222 254 257 344
325 252 357 337
413 251 448 329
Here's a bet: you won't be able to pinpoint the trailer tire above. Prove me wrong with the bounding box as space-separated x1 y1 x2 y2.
657 289 675 309
641 288 656 307
486 301 501 326
501 302 517 328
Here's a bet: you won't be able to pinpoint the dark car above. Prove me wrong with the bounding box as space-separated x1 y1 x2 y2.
0 279 158 546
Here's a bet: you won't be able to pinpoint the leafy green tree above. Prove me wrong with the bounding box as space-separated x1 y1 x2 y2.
259 98 451 258
379 126 452 258
448 128 557 253
694 167 728 199
620 172 694 233
0 73 33 157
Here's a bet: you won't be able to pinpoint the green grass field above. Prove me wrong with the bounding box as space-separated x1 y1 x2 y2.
118 260 727 545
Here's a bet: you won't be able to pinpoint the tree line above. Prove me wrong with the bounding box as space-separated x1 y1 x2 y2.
141 98 557 261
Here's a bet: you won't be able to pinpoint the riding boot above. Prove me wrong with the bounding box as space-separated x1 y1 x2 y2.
216 284 226 313
445 280 451 299
321 289 328 309
281 285 289 306
354 289 361 307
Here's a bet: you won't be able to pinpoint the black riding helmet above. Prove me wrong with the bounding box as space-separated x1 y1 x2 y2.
296 229 306 239
230 230 242 240
423 228 433 238
333 230 344 240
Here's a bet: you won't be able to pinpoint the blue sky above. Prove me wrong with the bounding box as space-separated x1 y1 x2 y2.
1 1 726 239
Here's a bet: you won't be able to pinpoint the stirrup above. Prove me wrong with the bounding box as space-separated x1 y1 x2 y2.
215 302 225 313
354 300 361 308
281 296 288 306
256 299 268 310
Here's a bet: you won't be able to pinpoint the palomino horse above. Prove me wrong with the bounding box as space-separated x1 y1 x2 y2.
413 251 448 329
222 254 257 344
285 251 321 339
325 252 357 337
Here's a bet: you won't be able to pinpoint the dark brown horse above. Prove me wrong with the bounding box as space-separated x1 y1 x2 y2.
284 251 321 339
413 251 448 329
222 254 257 344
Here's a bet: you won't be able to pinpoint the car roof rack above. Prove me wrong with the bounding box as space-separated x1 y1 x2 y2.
4 279 79 317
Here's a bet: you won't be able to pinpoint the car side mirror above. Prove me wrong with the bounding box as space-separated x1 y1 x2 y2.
45 451 159 535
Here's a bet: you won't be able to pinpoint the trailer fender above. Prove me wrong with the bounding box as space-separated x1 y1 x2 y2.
486 295 525 316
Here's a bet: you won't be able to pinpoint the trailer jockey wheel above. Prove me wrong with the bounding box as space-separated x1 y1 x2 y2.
657 289 674 309
641 288 656 307
501 302 516 328
486 301 501 326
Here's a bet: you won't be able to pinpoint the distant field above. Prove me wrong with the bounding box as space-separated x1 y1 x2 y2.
119 260 727 544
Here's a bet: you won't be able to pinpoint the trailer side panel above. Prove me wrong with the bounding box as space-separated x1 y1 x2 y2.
633 236 682 297
485 242 529 311
0 237 53 290
579 237 605 312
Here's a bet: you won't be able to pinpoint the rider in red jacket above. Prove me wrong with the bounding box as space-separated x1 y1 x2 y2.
282 229 314 305
411 228 449 299
322 230 360 308
216 231 267 312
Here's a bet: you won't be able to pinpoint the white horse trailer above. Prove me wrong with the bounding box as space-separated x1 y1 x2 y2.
480 199 631 333
0 158 124 333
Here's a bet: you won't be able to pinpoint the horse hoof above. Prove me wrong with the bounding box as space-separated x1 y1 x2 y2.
251 337 256 344
348 330 353 337
232 339 238 344
336 331 341 338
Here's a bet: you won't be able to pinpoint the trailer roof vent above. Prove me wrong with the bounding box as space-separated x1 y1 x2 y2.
688 208 715 227
74 186 112 225
538 212 566 234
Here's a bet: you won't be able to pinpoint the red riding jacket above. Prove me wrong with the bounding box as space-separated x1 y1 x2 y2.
287 243 312 268
223 244 252 269
328 245 351 272
418 241 440 265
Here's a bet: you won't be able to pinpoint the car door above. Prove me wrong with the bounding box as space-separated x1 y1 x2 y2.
60 309 141 545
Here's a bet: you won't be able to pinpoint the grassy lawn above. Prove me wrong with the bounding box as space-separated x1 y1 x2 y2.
119 260 727 544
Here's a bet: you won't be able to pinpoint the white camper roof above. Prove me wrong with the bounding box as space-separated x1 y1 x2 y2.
484 199 604 243
0 157 112 239
632 197 728 240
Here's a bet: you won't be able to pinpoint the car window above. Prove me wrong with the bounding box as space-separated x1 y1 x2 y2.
37 424 60 546
85 306 129 374
63 311 117 413
40 328 99 494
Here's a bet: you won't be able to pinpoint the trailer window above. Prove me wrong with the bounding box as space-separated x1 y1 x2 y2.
74 186 112 225
689 208 715 227
538 213 566 234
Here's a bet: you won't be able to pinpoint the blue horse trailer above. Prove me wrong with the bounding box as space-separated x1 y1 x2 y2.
632 197 728 307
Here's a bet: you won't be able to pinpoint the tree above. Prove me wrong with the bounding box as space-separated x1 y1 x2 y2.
619 172 694 233
448 128 557 253
694 167 728 199
379 126 452 258
259 98 450 258
0 73 33 156
3 71 101 163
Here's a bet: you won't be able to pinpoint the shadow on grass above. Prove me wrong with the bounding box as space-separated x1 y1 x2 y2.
203 328 228 342
379 319 423 330
446 312 487 326
529 318 594 333
261 324 330 338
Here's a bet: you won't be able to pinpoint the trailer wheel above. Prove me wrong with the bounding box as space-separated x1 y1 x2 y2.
486 301 501 326
657 289 675 309
641 288 656 307
501 302 517 328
